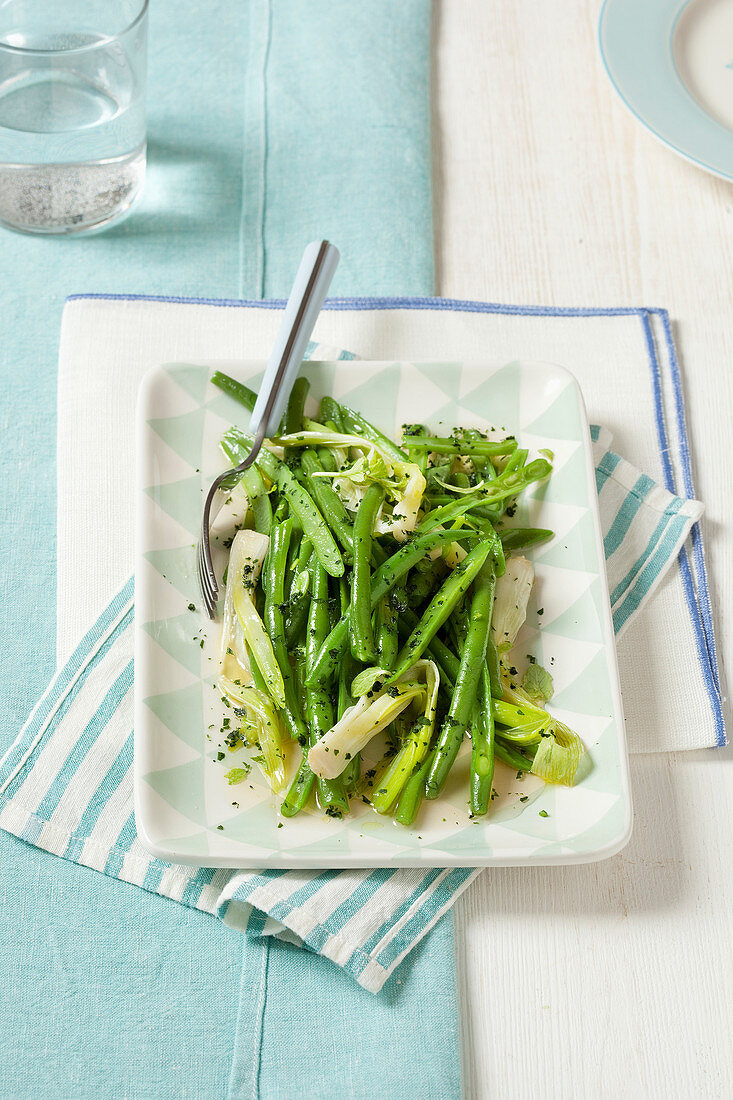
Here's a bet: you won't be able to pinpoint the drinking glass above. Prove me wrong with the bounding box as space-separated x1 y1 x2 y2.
0 0 148 235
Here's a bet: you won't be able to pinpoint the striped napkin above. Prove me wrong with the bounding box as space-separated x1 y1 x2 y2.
0 346 705 994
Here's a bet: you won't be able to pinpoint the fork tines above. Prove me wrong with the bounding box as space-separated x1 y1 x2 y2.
197 536 218 619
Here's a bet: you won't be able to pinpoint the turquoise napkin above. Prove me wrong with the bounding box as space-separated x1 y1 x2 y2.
0 2 438 1097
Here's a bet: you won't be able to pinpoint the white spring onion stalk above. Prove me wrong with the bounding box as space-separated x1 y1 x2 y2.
218 530 287 709
308 683 426 780
232 583 286 708
302 418 349 467
370 662 440 812
350 665 391 697
309 661 439 781
491 554 535 653
530 720 583 786
218 680 286 792
497 670 585 785
374 463 426 541
219 529 270 685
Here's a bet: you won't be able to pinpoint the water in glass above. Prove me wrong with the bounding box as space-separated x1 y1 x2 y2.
0 5 147 235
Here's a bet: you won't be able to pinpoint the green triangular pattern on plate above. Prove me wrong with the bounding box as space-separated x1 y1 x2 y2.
567 720 626 796
539 444 588 505
142 614 204 679
142 547 196 600
144 683 204 751
424 397 461 431
301 360 339 403
459 361 521 434
522 380 581 440
337 364 402 426
551 648 614 717
165 363 210 404
162 830 211 857
560 796 626 853
205 391 257 424
143 759 208 825
415 361 464 402
144 476 202 537
534 508 597 571
148 406 206 467
539 578 603 642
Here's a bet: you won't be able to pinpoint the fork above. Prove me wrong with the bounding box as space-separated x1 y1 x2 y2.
197 239 340 618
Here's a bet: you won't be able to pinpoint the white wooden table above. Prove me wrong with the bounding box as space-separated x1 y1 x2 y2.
435 4 733 1097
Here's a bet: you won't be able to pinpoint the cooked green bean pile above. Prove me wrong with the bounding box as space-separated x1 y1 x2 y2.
211 370 585 826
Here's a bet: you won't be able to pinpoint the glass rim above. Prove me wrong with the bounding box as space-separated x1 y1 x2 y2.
0 0 149 56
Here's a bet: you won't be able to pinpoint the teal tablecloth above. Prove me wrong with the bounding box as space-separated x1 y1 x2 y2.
0 3 457 1098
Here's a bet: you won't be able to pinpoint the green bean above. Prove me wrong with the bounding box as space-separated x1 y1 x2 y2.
385 541 493 687
223 427 344 578
285 376 310 434
281 751 316 817
446 597 469 655
405 436 517 457
498 527 553 552
426 561 496 798
211 370 258 411
337 579 361 791
470 666 495 816
306 564 349 816
425 498 505 529
393 751 435 827
404 557 448 605
402 423 428 474
319 396 345 431
276 466 344 577
315 445 339 473
399 606 460 683
502 447 528 475
425 460 452 494
467 514 509 560
425 493 499 510
306 527 478 686
300 449 354 555
375 596 398 670
281 647 316 816
486 634 502 698
264 519 307 743
494 737 537 773
395 607 459 688
284 542 313 647
350 483 385 663
462 429 492 479
223 454 272 535
339 404 410 464
372 687 436 816
284 528 302 595
417 459 551 533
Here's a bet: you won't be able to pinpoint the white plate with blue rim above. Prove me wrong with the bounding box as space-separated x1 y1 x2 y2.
600 0 733 181
134 358 632 868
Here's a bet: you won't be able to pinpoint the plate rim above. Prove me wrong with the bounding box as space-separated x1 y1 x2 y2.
599 0 733 183
134 357 632 868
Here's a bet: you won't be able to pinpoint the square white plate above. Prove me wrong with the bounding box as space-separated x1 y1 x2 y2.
135 359 632 867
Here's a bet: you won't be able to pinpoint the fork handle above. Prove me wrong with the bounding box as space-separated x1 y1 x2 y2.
249 240 340 438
